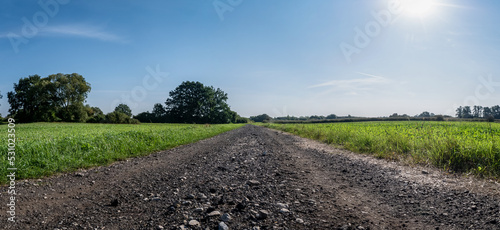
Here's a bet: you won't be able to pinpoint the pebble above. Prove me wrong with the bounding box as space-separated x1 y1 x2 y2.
218 222 229 230
75 172 85 177
247 180 261 186
208 211 222 217
279 208 290 213
198 193 208 199
221 213 232 222
157 226 164 230
185 194 196 199
257 210 269 219
188 220 200 226
276 203 288 209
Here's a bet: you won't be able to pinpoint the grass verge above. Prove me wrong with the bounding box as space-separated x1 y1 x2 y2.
0 123 244 184
260 121 500 178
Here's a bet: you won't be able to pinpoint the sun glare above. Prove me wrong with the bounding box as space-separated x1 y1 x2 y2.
404 0 436 18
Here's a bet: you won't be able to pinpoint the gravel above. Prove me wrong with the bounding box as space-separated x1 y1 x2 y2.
1 125 499 229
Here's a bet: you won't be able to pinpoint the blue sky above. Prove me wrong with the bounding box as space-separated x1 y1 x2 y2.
1 0 499 118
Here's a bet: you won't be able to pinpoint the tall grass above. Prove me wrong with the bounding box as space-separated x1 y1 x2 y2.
0 123 244 184
262 121 500 177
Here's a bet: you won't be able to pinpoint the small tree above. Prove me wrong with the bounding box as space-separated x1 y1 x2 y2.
326 114 337 119
152 103 166 122
456 106 463 118
114 104 132 117
462 106 472 118
492 105 500 119
86 105 105 123
250 114 272 122
106 111 139 124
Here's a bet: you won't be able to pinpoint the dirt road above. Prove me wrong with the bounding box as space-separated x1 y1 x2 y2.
2 125 500 229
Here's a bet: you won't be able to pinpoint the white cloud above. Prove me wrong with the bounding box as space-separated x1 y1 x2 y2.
39 25 128 43
308 72 390 95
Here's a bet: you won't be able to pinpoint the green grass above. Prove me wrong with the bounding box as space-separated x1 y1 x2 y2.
261 121 500 178
0 123 244 184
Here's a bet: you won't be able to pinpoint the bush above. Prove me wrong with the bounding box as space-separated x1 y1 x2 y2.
235 116 249 123
106 111 140 124
87 114 106 123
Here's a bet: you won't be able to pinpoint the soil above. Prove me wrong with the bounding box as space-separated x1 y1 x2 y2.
2 124 500 229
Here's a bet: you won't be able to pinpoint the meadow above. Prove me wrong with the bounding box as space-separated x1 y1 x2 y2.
262 121 500 177
0 123 244 184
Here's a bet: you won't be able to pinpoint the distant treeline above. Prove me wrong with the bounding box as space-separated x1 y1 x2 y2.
250 107 499 124
455 105 500 119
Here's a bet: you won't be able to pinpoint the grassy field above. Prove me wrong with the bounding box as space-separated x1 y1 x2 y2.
0 123 244 184
262 121 500 177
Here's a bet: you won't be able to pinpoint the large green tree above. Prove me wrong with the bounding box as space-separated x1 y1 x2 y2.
165 81 236 124
8 73 91 122
52 73 91 121
114 103 132 117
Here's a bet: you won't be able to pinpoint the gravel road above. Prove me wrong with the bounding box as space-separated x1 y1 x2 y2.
2 124 500 229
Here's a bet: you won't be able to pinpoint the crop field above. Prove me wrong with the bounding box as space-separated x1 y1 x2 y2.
0 123 244 184
262 121 500 177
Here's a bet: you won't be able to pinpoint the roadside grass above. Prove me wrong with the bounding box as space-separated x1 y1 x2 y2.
0 123 244 184
260 121 500 178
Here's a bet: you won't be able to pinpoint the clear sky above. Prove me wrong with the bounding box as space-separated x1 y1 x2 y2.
1 0 499 118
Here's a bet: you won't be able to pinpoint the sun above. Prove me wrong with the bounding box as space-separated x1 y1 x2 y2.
404 0 437 18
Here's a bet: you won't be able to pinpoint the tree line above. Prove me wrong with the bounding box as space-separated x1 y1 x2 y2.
2 74 246 124
1 73 498 124
456 105 500 119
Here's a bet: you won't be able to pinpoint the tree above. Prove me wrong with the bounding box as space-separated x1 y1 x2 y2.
114 104 132 118
8 73 91 122
152 103 166 122
165 81 235 124
483 107 492 118
106 105 139 124
250 114 272 122
326 114 337 119
134 111 154 123
492 105 500 119
106 111 139 124
8 75 57 122
86 105 105 123
456 106 463 118
234 116 249 123
51 73 91 121
473 105 483 118
418 111 432 117
462 106 472 118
